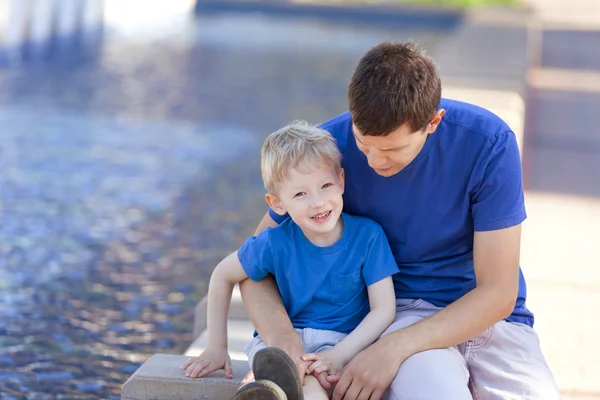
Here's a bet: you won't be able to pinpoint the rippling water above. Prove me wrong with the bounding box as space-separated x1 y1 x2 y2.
0 13 449 399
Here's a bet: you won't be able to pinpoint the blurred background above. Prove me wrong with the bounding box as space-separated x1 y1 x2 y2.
0 0 597 399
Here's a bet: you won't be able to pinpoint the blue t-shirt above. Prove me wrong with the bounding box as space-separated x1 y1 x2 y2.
238 213 399 333
269 99 533 327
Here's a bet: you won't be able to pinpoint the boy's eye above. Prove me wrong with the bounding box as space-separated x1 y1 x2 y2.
293 192 305 198
322 183 333 189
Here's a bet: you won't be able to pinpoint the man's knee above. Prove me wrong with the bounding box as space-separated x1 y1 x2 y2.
384 348 471 400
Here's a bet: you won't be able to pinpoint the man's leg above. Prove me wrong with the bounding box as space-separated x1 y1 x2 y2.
382 300 472 400
463 320 559 400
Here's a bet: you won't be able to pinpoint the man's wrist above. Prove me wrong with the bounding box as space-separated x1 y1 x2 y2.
387 325 426 358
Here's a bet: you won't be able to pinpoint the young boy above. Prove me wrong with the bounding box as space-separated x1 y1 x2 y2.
181 121 398 399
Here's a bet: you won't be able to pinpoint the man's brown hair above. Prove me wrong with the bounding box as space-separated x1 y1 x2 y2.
348 41 442 136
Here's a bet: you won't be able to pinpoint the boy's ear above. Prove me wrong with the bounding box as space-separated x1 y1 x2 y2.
339 168 345 194
265 193 287 215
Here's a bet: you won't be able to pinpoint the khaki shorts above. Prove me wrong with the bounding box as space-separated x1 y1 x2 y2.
244 327 347 368
383 299 560 400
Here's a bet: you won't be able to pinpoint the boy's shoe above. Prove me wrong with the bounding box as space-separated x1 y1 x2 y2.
232 379 287 400
252 347 304 400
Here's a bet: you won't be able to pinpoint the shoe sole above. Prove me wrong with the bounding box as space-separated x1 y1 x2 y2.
232 380 287 400
252 347 303 400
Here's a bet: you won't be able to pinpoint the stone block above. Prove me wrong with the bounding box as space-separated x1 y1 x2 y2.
121 353 249 400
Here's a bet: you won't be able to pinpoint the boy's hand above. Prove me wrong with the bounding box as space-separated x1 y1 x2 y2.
302 349 345 376
180 348 233 379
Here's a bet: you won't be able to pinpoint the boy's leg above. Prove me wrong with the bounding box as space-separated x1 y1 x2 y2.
382 299 472 400
303 375 330 400
462 320 560 400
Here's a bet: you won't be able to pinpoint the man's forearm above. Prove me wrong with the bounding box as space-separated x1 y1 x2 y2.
389 285 516 357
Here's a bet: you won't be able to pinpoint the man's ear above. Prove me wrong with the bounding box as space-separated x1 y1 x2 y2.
427 109 445 134
265 193 286 215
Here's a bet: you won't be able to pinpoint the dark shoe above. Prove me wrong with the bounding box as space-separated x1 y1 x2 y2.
232 380 287 400
252 347 303 400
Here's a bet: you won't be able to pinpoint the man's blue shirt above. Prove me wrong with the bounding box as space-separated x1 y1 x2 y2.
269 99 533 326
238 213 399 333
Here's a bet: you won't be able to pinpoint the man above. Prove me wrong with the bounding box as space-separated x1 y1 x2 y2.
240 41 559 399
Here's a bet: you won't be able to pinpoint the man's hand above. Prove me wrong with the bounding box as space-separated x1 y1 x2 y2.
181 348 232 379
329 335 404 400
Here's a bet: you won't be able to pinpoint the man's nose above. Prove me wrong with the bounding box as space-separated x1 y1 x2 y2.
367 149 387 168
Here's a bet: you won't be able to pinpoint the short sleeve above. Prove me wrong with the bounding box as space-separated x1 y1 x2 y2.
268 208 289 225
471 131 527 231
362 225 399 286
237 230 275 281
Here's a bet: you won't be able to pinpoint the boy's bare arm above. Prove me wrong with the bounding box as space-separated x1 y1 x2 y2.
181 251 249 378
205 251 250 348
304 277 396 373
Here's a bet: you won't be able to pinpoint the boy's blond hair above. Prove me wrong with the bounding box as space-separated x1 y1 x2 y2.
261 121 342 194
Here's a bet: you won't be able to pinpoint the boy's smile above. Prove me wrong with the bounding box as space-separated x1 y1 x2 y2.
266 162 344 247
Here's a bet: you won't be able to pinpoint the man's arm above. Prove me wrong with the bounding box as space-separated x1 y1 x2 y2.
332 224 521 399
239 212 308 381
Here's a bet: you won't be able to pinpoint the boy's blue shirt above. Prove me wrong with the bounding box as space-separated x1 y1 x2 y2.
238 213 399 333
269 98 534 327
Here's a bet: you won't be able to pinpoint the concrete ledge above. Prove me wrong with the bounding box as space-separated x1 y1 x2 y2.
194 0 465 30
121 354 249 400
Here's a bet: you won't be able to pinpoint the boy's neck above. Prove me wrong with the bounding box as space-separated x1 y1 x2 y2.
301 216 344 247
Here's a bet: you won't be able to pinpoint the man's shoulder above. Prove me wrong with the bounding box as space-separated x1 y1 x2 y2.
318 112 353 144
440 98 512 141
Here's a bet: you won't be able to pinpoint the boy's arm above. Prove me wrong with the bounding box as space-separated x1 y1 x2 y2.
182 251 249 378
304 276 396 372
205 251 250 349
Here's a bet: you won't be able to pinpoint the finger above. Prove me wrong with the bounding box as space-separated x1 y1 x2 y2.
301 353 318 362
241 370 255 384
181 358 196 370
369 388 385 400
327 370 343 383
188 361 210 378
225 360 233 379
315 364 330 374
307 360 326 375
316 371 331 390
184 360 204 376
343 381 363 400
332 374 352 400
356 387 372 400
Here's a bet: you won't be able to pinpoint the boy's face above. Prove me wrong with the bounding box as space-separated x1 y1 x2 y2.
266 162 344 241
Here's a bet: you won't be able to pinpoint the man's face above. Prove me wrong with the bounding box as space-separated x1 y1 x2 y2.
352 110 444 177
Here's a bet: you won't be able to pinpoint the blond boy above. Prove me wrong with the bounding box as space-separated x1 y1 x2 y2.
181 122 398 399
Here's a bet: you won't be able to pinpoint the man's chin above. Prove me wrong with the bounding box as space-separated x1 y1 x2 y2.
374 167 401 177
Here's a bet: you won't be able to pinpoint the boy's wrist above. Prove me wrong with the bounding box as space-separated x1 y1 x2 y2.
328 345 351 366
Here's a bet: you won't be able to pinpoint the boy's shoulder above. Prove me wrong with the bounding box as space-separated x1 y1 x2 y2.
343 213 384 237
